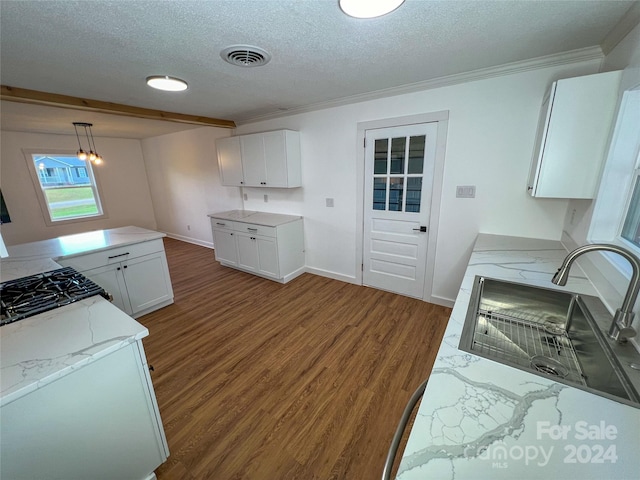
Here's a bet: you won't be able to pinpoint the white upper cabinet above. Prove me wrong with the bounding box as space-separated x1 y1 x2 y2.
217 129 302 188
527 70 622 199
216 136 244 186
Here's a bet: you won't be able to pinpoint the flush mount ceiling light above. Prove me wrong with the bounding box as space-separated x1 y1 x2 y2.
221 45 271 67
339 0 405 18
73 122 103 164
146 75 188 91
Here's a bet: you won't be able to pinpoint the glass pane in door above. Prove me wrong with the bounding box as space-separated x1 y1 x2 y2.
373 177 387 210
408 135 425 174
406 177 422 213
389 178 404 211
374 139 388 174
390 137 406 174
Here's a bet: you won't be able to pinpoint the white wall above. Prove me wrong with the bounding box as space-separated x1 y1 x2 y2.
140 126 242 247
0 131 157 245
236 59 602 304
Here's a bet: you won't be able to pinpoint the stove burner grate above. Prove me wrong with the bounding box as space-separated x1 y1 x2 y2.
1 267 109 326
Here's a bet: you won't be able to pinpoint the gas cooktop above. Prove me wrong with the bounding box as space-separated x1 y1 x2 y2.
0 266 110 326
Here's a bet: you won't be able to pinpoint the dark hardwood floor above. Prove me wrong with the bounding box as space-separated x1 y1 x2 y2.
138 238 451 479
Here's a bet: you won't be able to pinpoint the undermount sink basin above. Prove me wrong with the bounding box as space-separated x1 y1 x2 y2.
459 276 640 408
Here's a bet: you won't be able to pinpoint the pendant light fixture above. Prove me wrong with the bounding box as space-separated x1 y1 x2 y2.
339 0 405 18
73 122 103 164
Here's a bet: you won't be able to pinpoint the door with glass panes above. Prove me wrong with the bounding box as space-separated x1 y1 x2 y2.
363 123 437 298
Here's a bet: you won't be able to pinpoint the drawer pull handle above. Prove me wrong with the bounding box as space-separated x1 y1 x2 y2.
216 222 226 226
108 252 130 259
247 228 258 232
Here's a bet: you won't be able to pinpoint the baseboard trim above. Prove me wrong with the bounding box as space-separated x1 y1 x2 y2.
428 295 455 308
164 232 213 249
305 267 358 285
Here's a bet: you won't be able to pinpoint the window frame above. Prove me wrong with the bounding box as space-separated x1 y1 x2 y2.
587 83 640 276
619 151 640 250
23 148 108 226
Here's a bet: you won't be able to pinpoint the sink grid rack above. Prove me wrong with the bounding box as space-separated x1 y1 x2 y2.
472 309 586 386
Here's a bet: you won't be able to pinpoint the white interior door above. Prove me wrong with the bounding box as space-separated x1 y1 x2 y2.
363 123 437 298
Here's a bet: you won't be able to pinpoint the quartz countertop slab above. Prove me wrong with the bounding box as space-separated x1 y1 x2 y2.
0 295 148 407
396 233 640 480
0 226 161 406
0 226 165 282
208 209 302 227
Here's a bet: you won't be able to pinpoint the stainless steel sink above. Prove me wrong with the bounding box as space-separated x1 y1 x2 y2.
459 276 640 408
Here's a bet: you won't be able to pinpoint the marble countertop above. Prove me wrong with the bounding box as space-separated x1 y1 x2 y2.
0 226 160 406
0 226 165 282
208 209 302 227
396 234 640 480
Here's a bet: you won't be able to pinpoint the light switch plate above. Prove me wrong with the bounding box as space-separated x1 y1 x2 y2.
263 194 269 203
326 198 334 207
456 185 476 198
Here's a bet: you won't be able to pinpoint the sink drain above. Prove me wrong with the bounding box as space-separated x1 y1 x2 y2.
530 355 569 377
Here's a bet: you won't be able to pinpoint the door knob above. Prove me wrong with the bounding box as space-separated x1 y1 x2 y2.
413 226 427 232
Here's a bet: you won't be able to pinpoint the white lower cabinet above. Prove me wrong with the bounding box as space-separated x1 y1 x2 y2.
210 213 304 283
212 228 239 266
59 239 174 317
236 233 279 278
0 341 168 480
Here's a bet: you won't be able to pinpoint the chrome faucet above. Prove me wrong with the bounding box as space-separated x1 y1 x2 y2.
552 243 640 342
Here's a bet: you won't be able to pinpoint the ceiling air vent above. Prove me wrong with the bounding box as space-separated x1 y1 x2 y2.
221 45 271 67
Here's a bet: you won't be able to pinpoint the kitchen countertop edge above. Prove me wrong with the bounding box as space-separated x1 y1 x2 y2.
396 233 640 480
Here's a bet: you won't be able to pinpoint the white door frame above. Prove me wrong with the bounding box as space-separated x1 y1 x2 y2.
355 111 449 303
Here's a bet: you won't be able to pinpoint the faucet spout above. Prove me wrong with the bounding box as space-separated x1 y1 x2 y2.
552 244 640 342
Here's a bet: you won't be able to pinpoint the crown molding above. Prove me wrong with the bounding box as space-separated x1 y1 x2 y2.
236 46 604 125
601 1 640 56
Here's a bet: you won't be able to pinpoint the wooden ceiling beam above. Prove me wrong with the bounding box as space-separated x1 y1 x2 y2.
0 85 236 129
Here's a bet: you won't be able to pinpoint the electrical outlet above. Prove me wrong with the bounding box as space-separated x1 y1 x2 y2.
326 198 334 207
264 194 269 203
187 224 191 231
456 185 476 198
243 193 248 201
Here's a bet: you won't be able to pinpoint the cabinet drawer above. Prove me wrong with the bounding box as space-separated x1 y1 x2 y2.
59 239 165 272
210 218 236 232
235 222 276 238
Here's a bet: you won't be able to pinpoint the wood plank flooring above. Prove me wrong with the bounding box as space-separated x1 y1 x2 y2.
138 238 451 480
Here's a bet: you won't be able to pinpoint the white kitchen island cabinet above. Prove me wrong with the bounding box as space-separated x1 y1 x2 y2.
1 341 168 480
58 238 174 317
527 70 622 199
216 129 302 188
0 294 169 480
209 210 304 283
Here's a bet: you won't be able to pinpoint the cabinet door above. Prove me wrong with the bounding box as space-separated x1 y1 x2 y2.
256 236 279 278
0 343 166 479
240 134 267 186
527 88 554 195
262 130 288 187
82 264 132 315
236 233 259 272
217 136 244 186
122 252 173 315
212 229 238 266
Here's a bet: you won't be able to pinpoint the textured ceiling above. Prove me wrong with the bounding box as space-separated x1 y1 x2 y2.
0 0 637 136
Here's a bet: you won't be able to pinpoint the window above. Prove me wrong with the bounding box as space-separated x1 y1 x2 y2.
620 150 640 248
26 152 105 224
372 134 426 212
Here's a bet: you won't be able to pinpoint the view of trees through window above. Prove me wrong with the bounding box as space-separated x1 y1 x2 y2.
32 155 103 221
